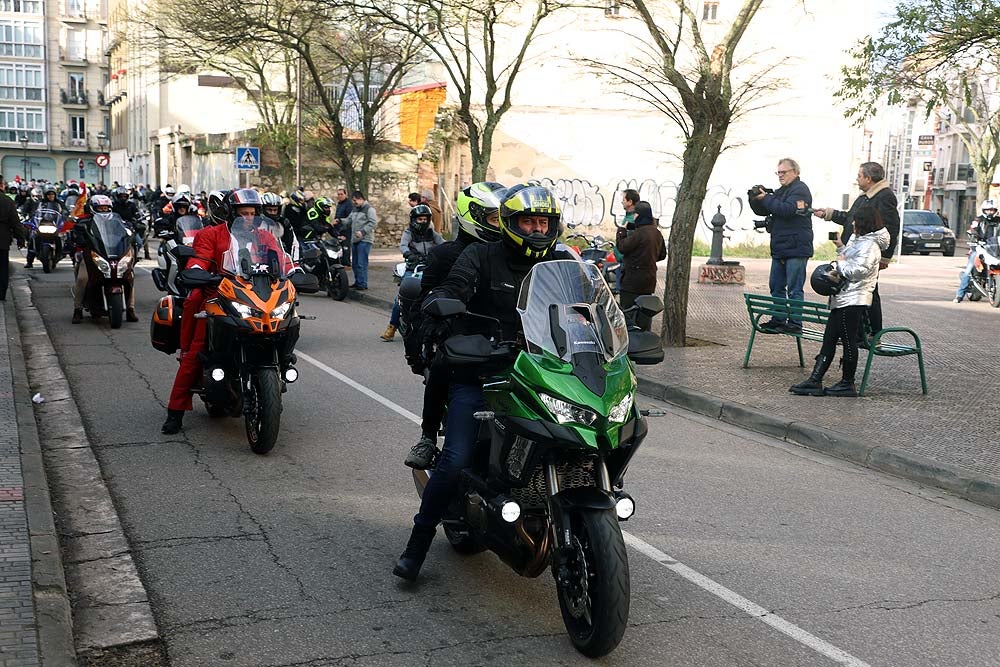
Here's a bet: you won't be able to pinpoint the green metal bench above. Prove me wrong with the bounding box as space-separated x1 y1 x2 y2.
743 293 928 396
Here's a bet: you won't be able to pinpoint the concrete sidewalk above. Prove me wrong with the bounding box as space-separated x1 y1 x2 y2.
349 247 1000 509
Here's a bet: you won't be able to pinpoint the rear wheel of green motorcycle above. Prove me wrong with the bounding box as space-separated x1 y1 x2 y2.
555 508 629 658
245 368 282 455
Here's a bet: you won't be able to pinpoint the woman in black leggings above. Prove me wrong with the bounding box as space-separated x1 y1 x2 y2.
790 205 889 397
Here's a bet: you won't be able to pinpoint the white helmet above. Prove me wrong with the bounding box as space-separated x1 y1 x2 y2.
983 200 997 214
164 185 175 196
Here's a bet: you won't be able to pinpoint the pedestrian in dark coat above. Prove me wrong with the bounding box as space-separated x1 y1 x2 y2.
616 201 665 309
0 193 27 300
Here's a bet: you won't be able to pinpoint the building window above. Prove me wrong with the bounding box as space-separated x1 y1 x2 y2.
66 29 86 60
0 0 43 13
0 63 44 102
70 115 85 142
66 0 84 17
0 105 45 143
605 0 620 16
0 19 44 58
703 1 719 21
68 72 84 101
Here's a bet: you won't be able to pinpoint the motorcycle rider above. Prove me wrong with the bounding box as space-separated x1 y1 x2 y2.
380 204 445 342
21 185 64 268
954 200 1000 303
153 192 197 237
161 188 295 435
402 182 505 469
71 194 141 323
282 189 309 237
154 185 174 216
393 183 573 581
261 191 297 254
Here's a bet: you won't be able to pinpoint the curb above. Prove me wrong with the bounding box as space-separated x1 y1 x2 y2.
636 376 1000 510
11 276 164 661
5 294 77 667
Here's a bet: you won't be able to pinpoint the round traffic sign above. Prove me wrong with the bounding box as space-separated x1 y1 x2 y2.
95 154 110 168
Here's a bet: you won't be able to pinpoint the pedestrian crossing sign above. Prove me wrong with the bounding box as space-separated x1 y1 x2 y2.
236 147 260 171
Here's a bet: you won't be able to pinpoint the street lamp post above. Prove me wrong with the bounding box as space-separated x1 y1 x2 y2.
19 134 29 181
96 131 107 185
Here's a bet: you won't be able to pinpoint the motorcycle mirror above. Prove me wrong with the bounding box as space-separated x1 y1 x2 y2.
425 297 466 318
627 330 664 365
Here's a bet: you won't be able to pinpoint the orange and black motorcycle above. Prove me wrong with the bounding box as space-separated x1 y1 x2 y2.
155 221 318 454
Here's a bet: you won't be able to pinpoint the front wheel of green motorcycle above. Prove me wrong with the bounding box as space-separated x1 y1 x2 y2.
555 508 630 658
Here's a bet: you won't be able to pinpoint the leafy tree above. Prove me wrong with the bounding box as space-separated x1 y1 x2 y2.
837 0 1000 204
363 0 563 182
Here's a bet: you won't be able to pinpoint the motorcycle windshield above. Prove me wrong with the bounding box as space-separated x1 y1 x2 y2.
175 215 203 245
34 209 64 231
221 217 292 279
517 260 628 363
91 213 132 258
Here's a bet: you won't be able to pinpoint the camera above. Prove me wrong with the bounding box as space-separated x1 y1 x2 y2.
747 185 774 199
753 217 773 233
828 231 839 241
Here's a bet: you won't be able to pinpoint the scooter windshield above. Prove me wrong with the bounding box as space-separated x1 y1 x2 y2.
175 215 203 246
517 260 628 363
221 217 292 280
90 213 132 258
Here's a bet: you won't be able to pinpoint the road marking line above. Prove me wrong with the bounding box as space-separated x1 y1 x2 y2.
297 352 421 423
622 533 871 666
299 351 870 667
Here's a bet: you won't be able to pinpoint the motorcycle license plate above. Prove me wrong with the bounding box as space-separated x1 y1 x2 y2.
924 243 940 248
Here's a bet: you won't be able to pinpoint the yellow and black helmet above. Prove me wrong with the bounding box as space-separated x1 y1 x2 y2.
498 184 562 259
456 182 505 243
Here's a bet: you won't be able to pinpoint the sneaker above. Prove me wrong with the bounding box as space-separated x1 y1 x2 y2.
953 297 962 303
404 435 439 470
780 322 803 333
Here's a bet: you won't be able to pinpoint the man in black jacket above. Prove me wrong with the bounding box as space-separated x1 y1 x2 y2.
393 184 572 582
750 158 813 333
401 181 506 470
813 161 899 333
0 189 27 300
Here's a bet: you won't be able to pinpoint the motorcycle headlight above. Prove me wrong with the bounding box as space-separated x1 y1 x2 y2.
540 393 597 426
230 301 254 318
271 302 291 319
117 252 133 277
91 251 112 278
325 248 340 258
608 393 633 423
38 224 58 234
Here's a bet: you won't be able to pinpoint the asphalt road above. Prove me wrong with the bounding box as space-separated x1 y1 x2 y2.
24 259 1000 667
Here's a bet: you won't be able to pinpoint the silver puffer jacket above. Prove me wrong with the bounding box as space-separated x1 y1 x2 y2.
830 228 889 309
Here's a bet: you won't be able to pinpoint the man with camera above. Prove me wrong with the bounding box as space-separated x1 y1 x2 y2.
749 158 813 333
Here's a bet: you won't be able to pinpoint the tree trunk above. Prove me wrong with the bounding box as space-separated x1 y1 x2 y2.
660 126 726 347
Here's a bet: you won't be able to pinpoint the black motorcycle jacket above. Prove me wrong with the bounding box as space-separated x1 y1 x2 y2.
972 215 999 242
112 199 139 225
427 241 573 342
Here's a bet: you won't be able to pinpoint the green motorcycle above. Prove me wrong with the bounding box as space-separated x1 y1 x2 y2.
414 260 664 658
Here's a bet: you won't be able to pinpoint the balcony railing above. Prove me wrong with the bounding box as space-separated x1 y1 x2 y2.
60 88 88 105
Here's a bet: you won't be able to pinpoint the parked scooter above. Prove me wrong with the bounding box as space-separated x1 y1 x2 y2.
410 260 665 658
77 212 136 329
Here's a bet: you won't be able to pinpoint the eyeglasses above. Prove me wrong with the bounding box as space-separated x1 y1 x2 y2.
775 170 792 176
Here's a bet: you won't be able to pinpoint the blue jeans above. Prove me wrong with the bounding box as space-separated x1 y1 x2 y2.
351 241 372 288
769 256 808 324
956 250 976 299
390 298 400 327
414 383 485 530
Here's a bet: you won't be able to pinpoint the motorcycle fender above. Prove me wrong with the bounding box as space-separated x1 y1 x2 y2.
549 487 616 513
109 285 123 294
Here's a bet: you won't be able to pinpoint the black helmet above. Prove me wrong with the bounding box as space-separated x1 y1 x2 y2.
456 182 505 243
112 186 128 201
498 184 562 259
409 204 433 232
207 189 230 225
226 188 262 222
810 263 845 296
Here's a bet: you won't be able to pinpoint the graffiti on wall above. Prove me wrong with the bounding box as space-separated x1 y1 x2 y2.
537 178 605 228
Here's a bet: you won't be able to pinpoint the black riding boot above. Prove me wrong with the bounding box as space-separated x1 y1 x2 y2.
161 409 184 434
789 354 833 396
825 358 859 397
393 524 436 582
